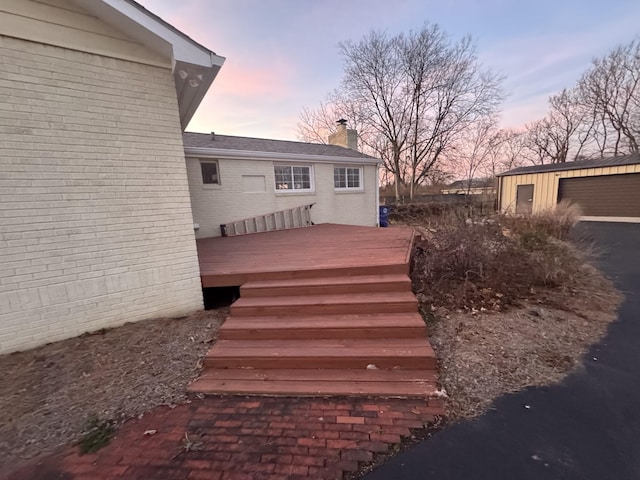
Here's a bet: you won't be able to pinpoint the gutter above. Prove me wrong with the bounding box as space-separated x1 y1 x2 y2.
184 146 380 166
375 164 380 226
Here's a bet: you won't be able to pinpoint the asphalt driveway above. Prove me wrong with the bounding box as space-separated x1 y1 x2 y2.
365 222 640 480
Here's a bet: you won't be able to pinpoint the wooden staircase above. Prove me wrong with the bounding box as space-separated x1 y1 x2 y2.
189 265 439 398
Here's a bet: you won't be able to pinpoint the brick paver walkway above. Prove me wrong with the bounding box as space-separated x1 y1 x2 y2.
7 396 443 480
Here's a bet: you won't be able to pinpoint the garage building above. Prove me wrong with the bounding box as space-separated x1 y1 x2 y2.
497 154 640 221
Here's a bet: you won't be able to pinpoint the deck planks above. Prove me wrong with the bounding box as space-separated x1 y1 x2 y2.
191 223 440 398
197 224 415 287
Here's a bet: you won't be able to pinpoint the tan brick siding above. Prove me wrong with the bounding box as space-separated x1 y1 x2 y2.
186 157 378 238
0 36 203 354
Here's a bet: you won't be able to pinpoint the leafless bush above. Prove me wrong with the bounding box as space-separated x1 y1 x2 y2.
389 202 476 225
504 201 582 241
410 204 591 311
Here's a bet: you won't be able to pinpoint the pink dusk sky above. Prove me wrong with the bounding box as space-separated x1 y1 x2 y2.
139 0 640 141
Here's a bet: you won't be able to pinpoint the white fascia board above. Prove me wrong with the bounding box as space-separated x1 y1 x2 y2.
184 147 382 166
80 0 225 68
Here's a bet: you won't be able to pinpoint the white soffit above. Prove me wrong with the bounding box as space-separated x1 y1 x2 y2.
74 0 225 129
73 0 224 67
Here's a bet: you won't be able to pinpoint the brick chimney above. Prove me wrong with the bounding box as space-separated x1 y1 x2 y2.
328 119 358 151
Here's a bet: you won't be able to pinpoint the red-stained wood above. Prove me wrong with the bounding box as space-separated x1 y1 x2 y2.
230 291 418 317
188 378 437 397
191 223 441 398
240 273 411 297
197 224 415 287
218 312 427 340
204 339 436 370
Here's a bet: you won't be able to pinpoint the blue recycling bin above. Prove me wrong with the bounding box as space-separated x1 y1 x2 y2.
379 205 390 227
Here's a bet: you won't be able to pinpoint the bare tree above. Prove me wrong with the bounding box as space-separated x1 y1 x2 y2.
577 38 640 155
298 24 503 200
522 89 587 164
482 128 527 175
443 118 498 193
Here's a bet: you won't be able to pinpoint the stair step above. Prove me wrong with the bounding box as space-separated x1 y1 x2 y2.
231 291 418 316
188 369 438 397
202 263 410 287
204 339 436 370
240 274 412 297
219 312 427 340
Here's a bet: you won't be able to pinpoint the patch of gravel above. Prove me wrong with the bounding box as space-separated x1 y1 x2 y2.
0 309 225 470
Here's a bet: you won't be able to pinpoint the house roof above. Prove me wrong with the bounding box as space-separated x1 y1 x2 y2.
75 0 225 129
497 153 640 177
183 132 381 164
445 179 492 189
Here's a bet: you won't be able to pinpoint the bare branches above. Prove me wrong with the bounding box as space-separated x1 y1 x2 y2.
297 24 503 200
577 38 640 155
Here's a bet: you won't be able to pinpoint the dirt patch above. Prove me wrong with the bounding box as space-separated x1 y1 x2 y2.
431 299 618 419
0 309 225 470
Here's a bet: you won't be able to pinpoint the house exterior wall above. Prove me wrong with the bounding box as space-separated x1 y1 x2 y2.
186 157 378 238
499 164 640 214
0 0 170 68
0 34 203 354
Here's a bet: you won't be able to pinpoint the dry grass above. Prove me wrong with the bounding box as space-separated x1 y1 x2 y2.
398 203 622 419
503 201 582 241
0 309 225 470
432 295 619 419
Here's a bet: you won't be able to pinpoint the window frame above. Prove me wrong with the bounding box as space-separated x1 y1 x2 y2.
334 166 364 191
273 164 315 193
200 159 221 187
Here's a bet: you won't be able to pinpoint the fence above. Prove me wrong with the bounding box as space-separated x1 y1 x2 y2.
380 194 497 215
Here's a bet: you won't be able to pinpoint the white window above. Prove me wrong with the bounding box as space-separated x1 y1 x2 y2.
334 167 363 190
200 160 220 185
274 165 313 192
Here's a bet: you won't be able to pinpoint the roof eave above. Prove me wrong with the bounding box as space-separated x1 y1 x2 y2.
76 0 225 130
184 146 381 165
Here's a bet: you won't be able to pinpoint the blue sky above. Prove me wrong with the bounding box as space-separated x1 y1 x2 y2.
140 0 640 141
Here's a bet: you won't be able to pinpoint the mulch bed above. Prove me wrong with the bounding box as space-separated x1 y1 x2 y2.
0 309 225 472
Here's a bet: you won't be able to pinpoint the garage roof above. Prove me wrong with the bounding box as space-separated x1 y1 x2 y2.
497 153 640 177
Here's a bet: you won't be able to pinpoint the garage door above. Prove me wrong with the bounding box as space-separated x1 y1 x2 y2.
558 173 640 217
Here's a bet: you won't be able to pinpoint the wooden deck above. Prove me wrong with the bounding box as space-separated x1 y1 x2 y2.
197 223 415 287
190 224 439 398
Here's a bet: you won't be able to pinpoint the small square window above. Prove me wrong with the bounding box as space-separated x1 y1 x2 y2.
201 161 219 185
334 167 362 190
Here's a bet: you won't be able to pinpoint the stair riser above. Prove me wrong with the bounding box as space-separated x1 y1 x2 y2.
187 382 435 398
231 302 418 317
204 357 436 370
203 264 409 288
219 326 427 341
240 281 412 298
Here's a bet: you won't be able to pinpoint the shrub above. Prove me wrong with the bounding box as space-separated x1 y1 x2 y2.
504 201 582 242
388 202 474 225
410 204 588 311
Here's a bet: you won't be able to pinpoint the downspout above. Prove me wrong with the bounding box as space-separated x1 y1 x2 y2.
496 176 502 212
376 163 381 226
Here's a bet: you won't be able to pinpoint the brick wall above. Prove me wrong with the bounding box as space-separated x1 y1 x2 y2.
0 36 203 354
186 158 378 238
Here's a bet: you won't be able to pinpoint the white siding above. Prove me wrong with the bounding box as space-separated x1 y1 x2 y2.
186 158 378 238
0 36 203 354
0 0 169 67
